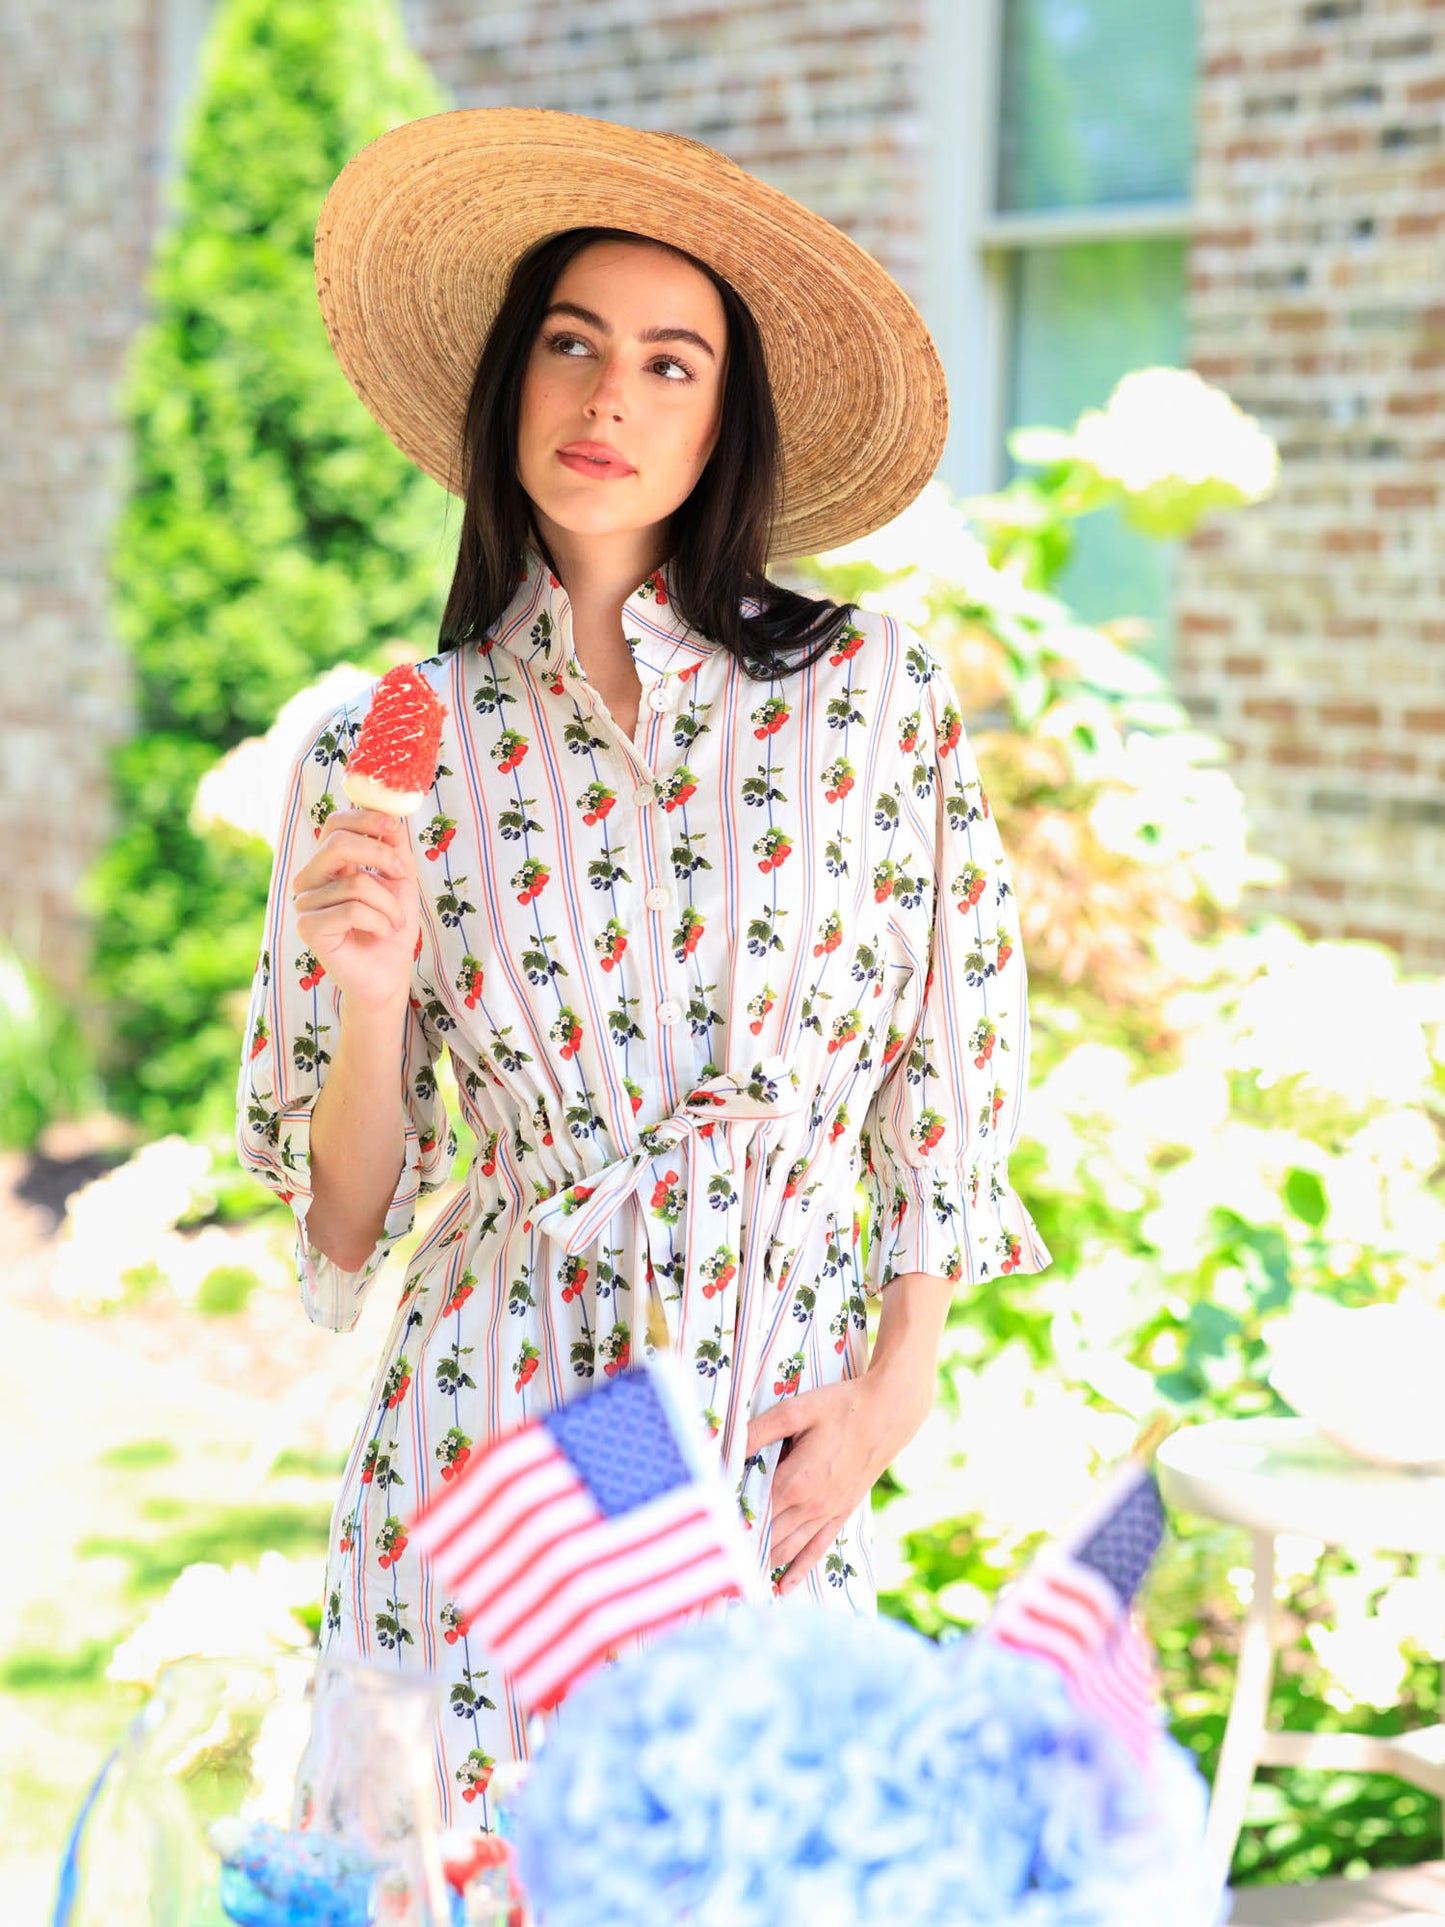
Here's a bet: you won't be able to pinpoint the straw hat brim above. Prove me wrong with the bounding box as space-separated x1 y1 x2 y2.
313 108 948 560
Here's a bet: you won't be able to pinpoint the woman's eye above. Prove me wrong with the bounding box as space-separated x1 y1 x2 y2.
544 333 695 382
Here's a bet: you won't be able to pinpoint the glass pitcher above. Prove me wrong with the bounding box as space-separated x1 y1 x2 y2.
52 1651 453 1927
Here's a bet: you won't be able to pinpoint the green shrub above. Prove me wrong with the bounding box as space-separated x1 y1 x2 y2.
94 0 453 1135
0 937 99 1149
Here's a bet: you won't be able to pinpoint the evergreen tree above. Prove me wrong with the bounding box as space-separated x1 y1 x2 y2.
94 0 450 1135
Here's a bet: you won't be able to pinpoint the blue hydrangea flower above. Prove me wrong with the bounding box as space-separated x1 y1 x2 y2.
509 1606 1223 1927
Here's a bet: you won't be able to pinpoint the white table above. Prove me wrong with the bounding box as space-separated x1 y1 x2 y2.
1157 1418 1445 1894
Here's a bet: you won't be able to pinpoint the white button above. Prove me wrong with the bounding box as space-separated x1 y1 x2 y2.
646 684 671 713
643 885 672 911
632 783 655 808
656 998 683 1025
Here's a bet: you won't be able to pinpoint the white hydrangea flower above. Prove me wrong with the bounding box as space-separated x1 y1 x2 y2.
191 662 377 847
106 1552 321 1687
1067 367 1279 500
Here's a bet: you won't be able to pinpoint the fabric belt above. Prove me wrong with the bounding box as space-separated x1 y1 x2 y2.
529 1052 807 1472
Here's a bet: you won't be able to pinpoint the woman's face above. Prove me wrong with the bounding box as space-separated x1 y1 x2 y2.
516 238 728 549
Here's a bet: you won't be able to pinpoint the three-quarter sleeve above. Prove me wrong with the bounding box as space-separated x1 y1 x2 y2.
235 704 453 1332
860 644 1052 1294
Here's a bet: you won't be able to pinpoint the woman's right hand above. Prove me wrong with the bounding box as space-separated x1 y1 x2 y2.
291 808 420 1013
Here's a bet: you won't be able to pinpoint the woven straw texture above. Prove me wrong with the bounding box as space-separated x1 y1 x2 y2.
313 108 949 560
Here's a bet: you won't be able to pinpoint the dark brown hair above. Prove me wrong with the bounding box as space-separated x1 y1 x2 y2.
437 226 857 678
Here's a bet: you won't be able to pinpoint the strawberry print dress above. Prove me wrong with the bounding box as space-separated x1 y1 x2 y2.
236 540 1051 1822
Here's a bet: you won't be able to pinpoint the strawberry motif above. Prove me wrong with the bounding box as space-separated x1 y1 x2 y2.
512 857 550 904
493 729 528 774
751 696 790 737
423 816 457 862
753 826 793 872
828 623 866 665
812 910 843 957
953 862 988 912
249 1017 269 1060
747 987 775 1036
383 1358 412 1409
971 1017 997 1068
821 756 855 802
595 918 629 972
912 1109 947 1153
773 1353 803 1397
514 1340 540 1393
939 705 963 757
578 780 616 825
456 955 484 1008
548 1007 583 1060
661 765 699 811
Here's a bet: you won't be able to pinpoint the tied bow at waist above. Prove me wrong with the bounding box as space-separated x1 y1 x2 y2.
528 1054 806 1467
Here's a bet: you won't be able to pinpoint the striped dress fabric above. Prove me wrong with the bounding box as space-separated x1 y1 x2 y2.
236 541 1052 1820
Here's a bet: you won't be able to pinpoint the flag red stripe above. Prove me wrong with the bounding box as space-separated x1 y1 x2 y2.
410 1419 545 1538
507 1539 740 1691
413 1429 563 1560
526 1582 746 1713
452 1500 602 1624
483 1502 716 1652
515 1560 746 1709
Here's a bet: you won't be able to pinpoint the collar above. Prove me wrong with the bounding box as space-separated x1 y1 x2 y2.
487 541 716 687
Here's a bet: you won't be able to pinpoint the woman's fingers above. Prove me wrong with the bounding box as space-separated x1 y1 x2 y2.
297 870 409 932
294 899 399 945
294 826 410 891
777 1515 849 1595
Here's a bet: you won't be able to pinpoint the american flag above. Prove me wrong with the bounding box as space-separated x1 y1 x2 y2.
988 1459 1166 1767
406 1359 757 1712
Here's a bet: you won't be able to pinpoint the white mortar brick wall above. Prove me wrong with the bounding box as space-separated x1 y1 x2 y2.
0 0 158 997
1179 0 1445 968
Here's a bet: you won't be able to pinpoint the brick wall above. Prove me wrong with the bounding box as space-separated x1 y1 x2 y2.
403 0 930 295
0 0 160 998
1179 0 1445 969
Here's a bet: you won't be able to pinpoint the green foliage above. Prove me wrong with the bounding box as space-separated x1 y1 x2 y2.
804 416 1445 1889
0 936 100 1149
193 1264 262 1315
94 0 452 1133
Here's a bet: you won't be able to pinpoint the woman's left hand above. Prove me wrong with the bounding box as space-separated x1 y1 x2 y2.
745 1361 935 1595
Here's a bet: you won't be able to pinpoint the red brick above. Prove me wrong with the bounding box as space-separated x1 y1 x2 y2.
1223 655 1266 676
1305 127 1370 156
1179 610 1235 636
1323 616 1379 639
1407 74 1445 106
1323 528 1385 553
1269 744 1324 766
1403 708 1445 731
1268 307 1331 332
1375 482 1439 508
1387 390 1444 414
1320 702 1381 725
1243 698 1300 722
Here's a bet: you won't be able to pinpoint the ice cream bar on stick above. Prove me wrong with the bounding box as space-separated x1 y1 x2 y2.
341 664 448 816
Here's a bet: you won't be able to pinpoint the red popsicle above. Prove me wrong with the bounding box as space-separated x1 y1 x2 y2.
342 664 447 816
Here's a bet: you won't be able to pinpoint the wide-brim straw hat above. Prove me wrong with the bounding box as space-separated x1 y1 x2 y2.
313 108 948 560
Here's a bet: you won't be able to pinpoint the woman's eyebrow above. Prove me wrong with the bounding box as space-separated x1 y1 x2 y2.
542 300 718 363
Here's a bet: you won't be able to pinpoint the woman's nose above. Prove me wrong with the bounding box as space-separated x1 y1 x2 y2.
585 354 626 417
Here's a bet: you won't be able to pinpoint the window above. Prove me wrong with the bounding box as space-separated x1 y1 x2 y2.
930 0 1198 665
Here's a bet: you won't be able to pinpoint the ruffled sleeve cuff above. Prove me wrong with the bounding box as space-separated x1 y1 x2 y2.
267 1098 452 1332
863 1143 1052 1294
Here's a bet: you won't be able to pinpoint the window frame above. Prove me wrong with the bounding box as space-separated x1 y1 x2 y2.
924 0 1197 500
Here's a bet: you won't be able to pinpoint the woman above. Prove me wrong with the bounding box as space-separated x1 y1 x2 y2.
237 108 1051 1820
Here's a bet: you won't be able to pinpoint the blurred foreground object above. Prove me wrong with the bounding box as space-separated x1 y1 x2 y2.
408 1357 757 1714
509 1447 1220 1927
509 1602 1219 1927
53 1653 465 1927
